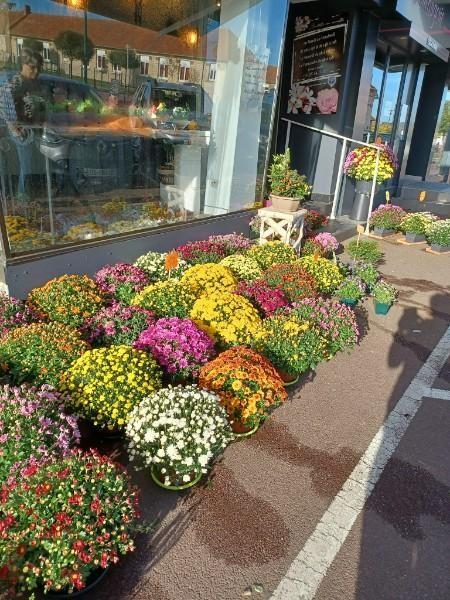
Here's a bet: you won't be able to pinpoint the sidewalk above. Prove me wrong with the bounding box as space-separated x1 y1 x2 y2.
95 236 450 600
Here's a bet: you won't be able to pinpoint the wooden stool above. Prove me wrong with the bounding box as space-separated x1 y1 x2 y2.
257 207 307 252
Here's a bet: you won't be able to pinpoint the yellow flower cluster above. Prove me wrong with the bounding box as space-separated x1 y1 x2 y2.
248 241 298 269
298 256 343 293
64 222 104 241
219 255 262 281
63 345 162 430
181 263 237 298
191 291 263 347
101 197 126 217
132 279 195 318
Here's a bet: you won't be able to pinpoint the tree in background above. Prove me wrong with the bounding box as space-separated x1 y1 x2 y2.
55 30 94 78
438 101 450 137
108 48 139 87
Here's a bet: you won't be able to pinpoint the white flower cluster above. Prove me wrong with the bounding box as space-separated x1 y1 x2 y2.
126 385 233 487
134 251 188 282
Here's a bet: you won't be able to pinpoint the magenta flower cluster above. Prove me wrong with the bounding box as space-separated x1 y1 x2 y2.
80 301 154 346
134 317 215 379
0 292 35 336
312 232 339 252
94 262 149 304
176 233 252 264
291 297 359 353
236 279 289 316
0 384 80 482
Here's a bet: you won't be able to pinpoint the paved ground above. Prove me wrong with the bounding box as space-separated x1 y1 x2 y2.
91 235 449 600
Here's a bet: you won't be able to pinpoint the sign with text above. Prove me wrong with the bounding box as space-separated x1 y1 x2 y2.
287 14 347 116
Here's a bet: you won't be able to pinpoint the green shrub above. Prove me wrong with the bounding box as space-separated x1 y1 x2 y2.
347 239 383 265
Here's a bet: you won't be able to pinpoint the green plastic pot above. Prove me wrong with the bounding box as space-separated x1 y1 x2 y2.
374 301 392 315
340 298 358 307
232 422 259 439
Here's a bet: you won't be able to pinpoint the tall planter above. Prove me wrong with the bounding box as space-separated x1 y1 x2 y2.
350 180 374 222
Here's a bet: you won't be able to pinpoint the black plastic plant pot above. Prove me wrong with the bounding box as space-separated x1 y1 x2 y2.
430 243 450 253
373 227 395 237
47 567 110 598
405 232 426 243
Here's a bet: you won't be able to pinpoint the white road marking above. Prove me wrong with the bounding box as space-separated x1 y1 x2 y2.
422 387 450 401
271 325 450 600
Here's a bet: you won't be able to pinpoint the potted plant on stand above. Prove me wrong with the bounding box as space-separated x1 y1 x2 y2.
426 218 450 253
268 149 311 212
369 204 405 237
399 212 437 243
343 143 398 222
372 280 397 315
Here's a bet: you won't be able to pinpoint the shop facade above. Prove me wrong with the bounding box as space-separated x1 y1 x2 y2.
276 0 450 218
0 0 449 296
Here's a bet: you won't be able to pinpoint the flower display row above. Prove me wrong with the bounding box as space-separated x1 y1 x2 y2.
369 205 450 252
0 236 367 597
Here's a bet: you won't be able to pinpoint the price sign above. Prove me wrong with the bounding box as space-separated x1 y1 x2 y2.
385 191 390 204
419 191 426 202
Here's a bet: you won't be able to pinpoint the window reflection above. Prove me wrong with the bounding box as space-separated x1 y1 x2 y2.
0 0 286 255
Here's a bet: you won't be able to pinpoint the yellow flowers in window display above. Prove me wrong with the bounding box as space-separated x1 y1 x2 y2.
248 241 298 269
132 279 196 318
181 263 237 298
298 255 343 294
63 345 163 430
219 254 263 281
191 291 263 347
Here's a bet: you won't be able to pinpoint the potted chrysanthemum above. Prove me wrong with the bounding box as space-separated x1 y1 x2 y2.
0 449 140 597
335 276 366 307
372 280 397 315
400 212 437 243
426 218 450 253
126 385 233 491
343 144 398 222
369 204 405 236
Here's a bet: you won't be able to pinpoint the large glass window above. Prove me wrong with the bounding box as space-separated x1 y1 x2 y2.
427 87 450 182
0 0 287 256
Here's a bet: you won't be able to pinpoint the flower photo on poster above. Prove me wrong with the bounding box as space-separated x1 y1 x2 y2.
288 14 347 116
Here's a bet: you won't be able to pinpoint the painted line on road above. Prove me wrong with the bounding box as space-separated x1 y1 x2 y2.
422 387 450 401
271 325 450 600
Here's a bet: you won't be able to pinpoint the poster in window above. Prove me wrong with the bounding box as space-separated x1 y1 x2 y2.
288 14 347 115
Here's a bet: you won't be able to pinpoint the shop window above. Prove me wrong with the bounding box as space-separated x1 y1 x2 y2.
0 0 288 258
179 60 190 82
96 50 107 70
43 42 50 62
209 63 217 81
159 57 169 79
140 55 150 76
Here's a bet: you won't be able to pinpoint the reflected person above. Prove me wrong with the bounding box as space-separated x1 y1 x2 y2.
0 48 46 199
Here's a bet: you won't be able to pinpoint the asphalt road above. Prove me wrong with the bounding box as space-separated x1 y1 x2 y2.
91 235 450 600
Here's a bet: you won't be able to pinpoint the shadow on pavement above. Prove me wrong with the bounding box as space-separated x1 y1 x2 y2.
355 292 450 600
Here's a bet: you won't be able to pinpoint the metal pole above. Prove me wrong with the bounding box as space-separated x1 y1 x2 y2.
365 148 380 235
45 156 56 243
83 2 88 83
285 121 291 151
330 139 348 220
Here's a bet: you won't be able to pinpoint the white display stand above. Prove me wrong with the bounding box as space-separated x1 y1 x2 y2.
257 207 307 252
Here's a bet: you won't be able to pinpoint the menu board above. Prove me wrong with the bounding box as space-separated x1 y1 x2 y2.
288 14 347 115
